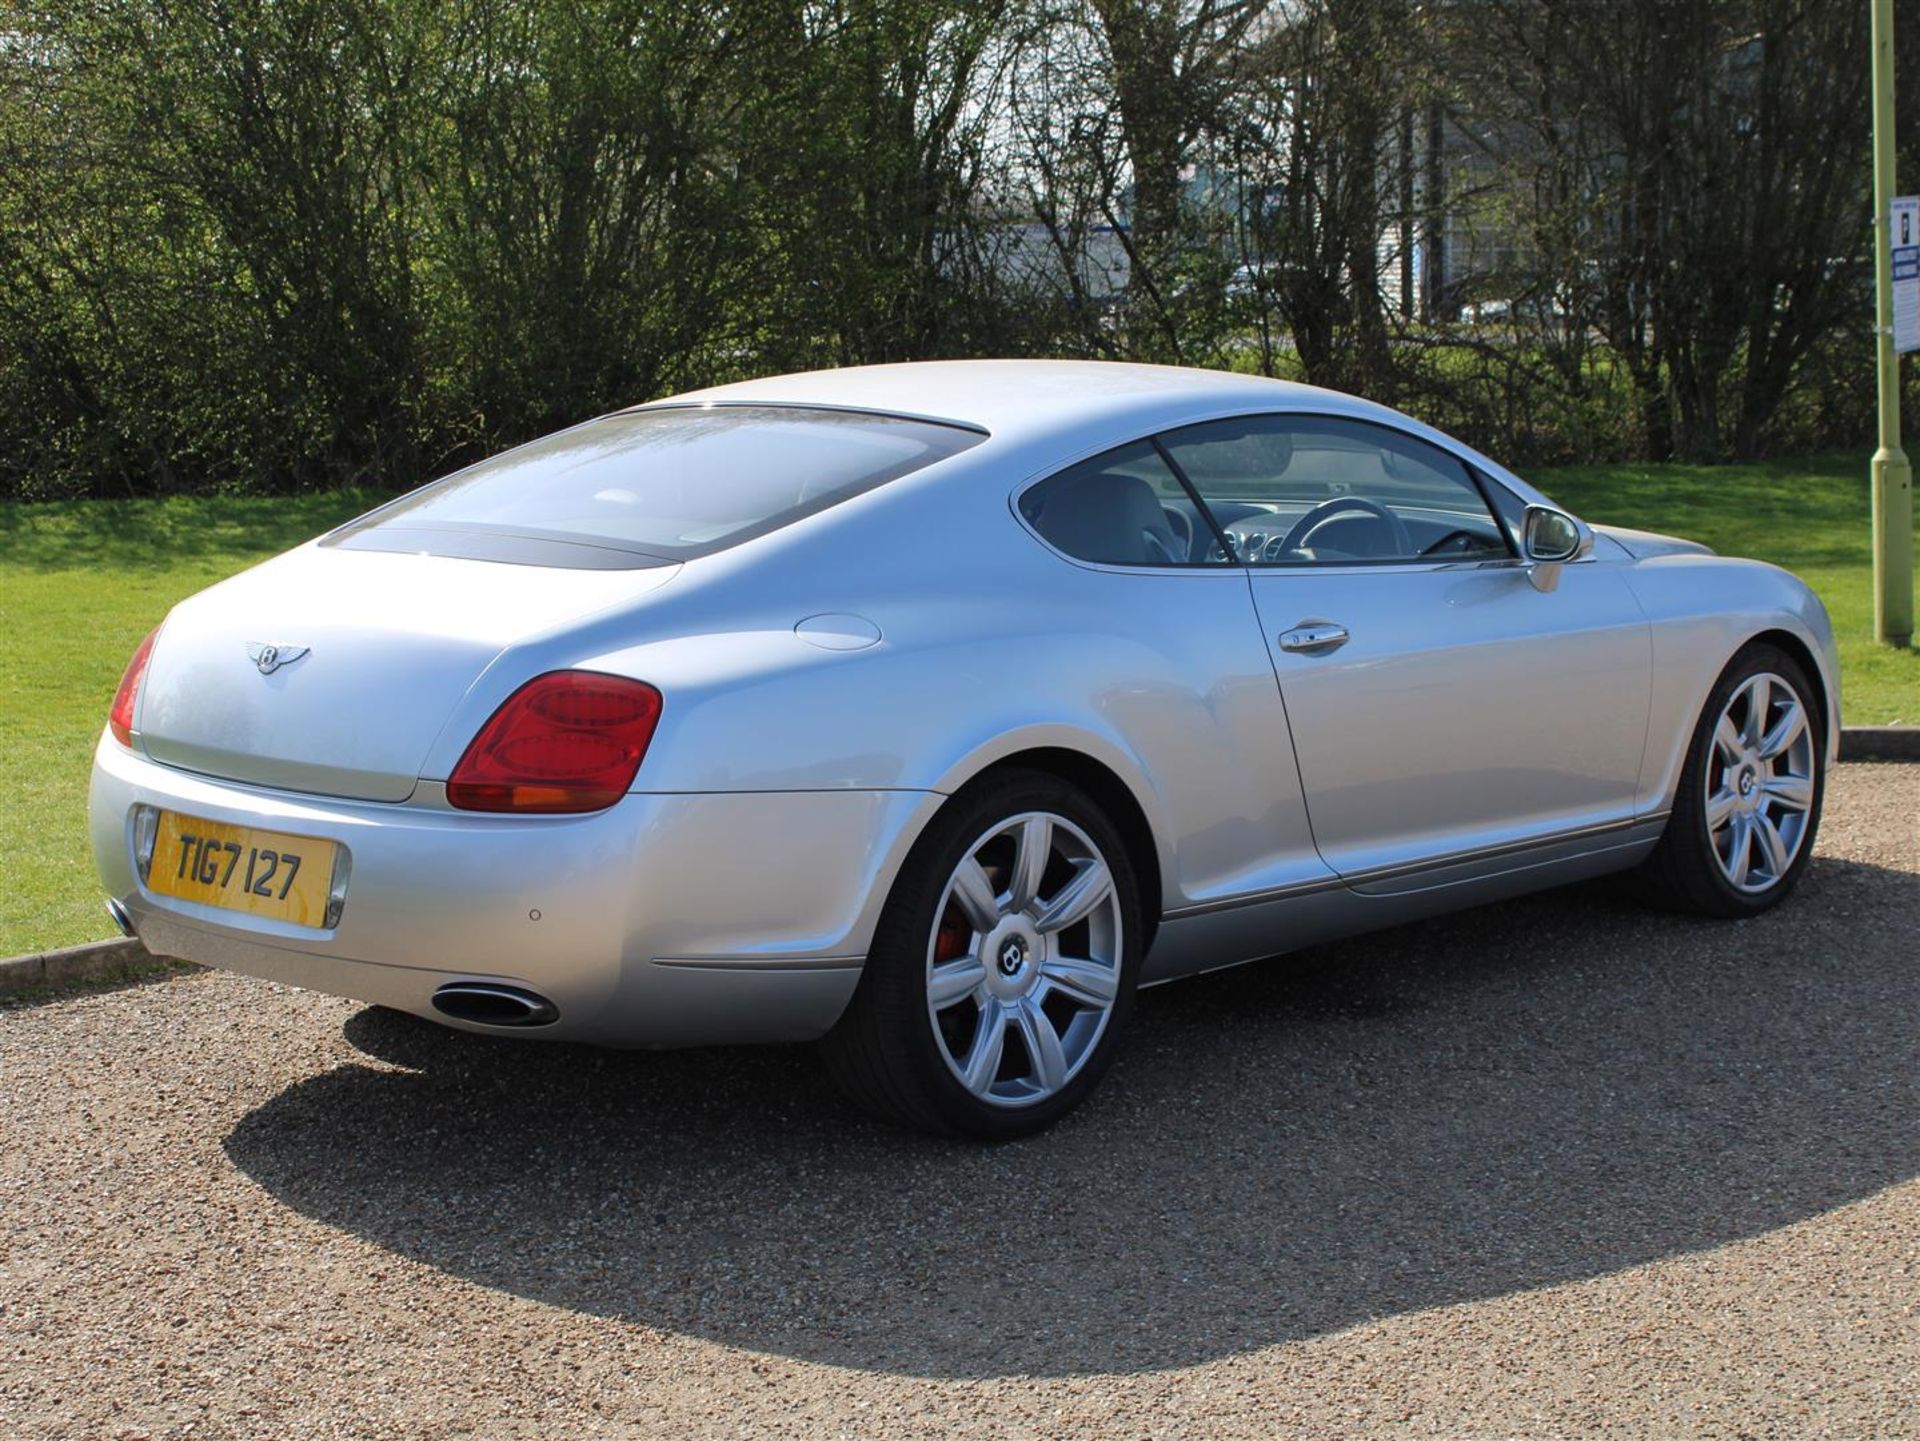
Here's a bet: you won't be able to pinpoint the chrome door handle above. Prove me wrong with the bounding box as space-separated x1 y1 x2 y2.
1278 622 1349 654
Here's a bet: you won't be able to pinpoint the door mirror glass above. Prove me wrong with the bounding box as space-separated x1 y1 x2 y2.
1523 505 1584 563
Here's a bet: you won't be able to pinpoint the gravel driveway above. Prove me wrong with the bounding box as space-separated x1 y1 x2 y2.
4 763 1916 1438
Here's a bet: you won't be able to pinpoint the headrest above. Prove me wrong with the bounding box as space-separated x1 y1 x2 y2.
1035 468 1182 565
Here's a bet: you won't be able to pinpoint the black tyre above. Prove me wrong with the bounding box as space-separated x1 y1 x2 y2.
821 769 1144 1139
1635 642 1825 918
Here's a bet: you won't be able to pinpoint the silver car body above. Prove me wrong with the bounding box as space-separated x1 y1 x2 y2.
91 361 1840 1044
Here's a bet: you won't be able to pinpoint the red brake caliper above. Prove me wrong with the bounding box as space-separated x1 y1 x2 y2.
933 901 970 965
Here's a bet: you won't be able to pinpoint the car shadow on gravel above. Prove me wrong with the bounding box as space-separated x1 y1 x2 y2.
224 856 1920 1379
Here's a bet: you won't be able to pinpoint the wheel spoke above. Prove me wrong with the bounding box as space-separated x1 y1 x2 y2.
1724 814 1754 887
1713 712 1744 764
1012 998 1068 1093
1763 772 1814 812
928 807 1129 1106
928 956 986 1009
1754 813 1792 878
1034 858 1113 934
960 1000 1008 1094
1006 816 1052 913
1741 675 1772 748
1040 955 1119 1009
1704 786 1740 831
949 857 1002 932
1757 699 1806 761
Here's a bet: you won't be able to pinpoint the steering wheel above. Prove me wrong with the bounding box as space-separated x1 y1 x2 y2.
1278 496 1412 558
1141 528 1180 565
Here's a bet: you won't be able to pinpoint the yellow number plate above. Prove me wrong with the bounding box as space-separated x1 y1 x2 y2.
148 811 337 928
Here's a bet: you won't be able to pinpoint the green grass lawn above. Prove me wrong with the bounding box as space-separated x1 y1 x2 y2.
1 456 1914 958
0 493 383 958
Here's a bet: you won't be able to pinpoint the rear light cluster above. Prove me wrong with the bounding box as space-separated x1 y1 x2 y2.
447 671 662 814
109 626 161 747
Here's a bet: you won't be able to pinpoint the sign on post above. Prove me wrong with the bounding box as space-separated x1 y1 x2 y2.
1894 196 1920 355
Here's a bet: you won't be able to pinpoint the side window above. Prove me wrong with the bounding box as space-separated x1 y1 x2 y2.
1158 415 1513 566
1019 440 1231 567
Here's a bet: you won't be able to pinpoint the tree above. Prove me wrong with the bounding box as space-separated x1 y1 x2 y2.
1469 0 1871 460
1227 0 1421 391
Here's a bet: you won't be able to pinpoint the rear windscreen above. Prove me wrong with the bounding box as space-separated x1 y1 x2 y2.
326 405 985 568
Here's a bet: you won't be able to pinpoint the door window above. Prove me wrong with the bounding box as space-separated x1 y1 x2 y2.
1157 415 1512 566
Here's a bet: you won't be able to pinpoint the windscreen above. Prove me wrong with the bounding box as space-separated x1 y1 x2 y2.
327 405 984 568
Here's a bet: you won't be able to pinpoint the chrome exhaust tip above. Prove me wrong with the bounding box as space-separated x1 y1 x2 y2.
104 897 137 939
430 982 559 1028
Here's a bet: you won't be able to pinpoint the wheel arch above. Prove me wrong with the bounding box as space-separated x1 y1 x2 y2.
1632 626 1829 916
1746 626 1833 748
1648 621 1839 817
874 729 1171 952
954 746 1165 953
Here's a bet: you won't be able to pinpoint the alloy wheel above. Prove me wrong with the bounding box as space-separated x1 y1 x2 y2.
1705 670 1816 894
924 811 1124 1108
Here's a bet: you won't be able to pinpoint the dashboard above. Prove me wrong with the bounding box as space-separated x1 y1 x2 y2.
1163 496 1512 565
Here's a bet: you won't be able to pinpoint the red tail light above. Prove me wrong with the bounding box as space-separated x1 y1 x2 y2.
109 626 161 748
446 672 662 813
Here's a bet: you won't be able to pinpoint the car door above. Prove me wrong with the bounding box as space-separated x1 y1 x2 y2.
1012 436 1335 916
1157 412 1653 885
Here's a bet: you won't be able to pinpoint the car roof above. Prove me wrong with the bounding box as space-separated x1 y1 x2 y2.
638 360 1401 448
629 360 1557 518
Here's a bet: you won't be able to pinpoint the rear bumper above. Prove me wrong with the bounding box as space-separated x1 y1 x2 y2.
90 735 941 1046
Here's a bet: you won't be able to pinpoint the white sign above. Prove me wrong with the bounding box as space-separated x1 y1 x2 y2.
1894 196 1920 355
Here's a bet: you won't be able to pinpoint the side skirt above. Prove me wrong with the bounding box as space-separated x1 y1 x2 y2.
1140 821 1665 986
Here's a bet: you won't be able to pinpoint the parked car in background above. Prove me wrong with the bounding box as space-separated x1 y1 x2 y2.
93 361 1836 1137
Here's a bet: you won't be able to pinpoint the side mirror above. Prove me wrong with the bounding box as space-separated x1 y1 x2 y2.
1520 505 1592 591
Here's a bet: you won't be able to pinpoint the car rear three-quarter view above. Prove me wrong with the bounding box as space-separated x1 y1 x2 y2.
92 361 1841 1137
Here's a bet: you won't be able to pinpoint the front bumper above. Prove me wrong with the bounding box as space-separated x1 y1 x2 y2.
90 735 941 1046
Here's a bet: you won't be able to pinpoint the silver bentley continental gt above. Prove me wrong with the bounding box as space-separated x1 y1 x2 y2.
91 361 1837 1137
